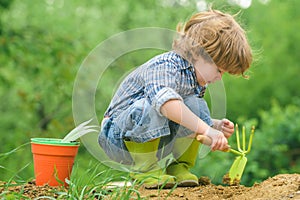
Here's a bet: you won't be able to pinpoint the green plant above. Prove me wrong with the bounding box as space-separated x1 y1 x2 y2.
239 99 300 185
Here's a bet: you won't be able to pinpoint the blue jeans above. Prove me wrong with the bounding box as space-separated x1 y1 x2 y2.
98 95 212 164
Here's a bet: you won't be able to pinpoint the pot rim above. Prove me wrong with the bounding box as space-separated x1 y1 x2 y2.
31 138 80 146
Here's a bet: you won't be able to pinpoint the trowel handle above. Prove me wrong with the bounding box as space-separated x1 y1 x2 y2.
196 135 212 146
196 135 230 152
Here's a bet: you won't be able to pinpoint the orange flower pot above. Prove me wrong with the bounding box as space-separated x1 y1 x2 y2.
31 138 80 186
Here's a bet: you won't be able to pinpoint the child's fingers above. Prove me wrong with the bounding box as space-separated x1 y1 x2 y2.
211 135 228 151
223 132 232 138
220 119 234 138
222 126 234 134
221 125 234 138
222 119 234 128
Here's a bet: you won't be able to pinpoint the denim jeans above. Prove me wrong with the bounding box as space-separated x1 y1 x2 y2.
98 95 213 164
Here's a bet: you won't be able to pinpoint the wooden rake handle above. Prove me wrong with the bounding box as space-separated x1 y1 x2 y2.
196 135 212 146
196 135 230 152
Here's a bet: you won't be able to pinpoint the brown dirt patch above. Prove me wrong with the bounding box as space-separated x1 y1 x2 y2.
137 174 300 200
1 174 299 199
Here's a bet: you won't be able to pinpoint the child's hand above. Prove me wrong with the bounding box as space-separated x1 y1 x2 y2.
204 127 228 151
212 118 234 138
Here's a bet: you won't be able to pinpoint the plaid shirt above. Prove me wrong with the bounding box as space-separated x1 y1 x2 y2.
104 51 207 118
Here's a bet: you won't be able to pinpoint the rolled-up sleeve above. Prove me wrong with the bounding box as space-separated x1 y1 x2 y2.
144 61 183 115
152 87 183 114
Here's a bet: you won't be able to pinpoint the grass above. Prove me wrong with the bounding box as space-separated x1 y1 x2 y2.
0 144 179 199
0 161 141 199
62 162 140 199
0 161 178 199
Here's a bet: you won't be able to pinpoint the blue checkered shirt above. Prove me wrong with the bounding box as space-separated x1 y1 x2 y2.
104 51 207 118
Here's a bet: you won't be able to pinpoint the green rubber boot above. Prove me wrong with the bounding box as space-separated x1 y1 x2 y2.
124 139 176 189
167 138 200 187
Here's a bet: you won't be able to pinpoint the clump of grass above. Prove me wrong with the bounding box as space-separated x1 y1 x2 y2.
54 161 144 199
1 144 181 199
0 143 143 199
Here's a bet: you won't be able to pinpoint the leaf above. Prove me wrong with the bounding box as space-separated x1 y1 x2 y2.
61 119 99 142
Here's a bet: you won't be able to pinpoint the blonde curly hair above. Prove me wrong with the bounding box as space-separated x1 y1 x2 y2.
173 9 252 77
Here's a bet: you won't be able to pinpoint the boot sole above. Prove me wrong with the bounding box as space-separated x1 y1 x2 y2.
177 180 199 187
145 182 176 189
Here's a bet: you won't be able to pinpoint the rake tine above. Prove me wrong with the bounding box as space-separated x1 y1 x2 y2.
245 126 255 154
235 124 243 152
242 126 246 152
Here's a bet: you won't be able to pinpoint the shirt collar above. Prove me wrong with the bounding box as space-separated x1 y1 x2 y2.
172 51 193 70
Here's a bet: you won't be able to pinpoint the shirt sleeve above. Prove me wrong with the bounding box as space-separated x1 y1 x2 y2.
144 61 183 115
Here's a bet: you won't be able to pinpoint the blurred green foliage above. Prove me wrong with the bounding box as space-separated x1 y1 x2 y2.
244 99 300 184
0 0 299 186
0 0 13 34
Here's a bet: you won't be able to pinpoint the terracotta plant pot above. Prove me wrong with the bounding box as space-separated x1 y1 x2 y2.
31 138 80 186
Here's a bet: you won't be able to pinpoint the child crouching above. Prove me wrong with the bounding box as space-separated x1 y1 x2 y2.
99 9 252 189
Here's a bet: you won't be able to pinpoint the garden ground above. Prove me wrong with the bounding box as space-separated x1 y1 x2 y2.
1 173 299 199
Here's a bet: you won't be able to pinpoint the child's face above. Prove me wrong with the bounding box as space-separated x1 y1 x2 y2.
193 57 225 86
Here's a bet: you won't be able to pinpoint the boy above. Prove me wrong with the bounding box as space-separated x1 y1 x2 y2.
99 9 252 189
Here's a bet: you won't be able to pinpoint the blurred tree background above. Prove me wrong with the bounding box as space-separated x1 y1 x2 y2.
0 0 299 186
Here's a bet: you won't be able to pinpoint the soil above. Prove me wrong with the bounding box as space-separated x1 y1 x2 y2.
1 174 299 199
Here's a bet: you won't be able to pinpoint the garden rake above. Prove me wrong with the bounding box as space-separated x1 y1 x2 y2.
197 124 255 185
